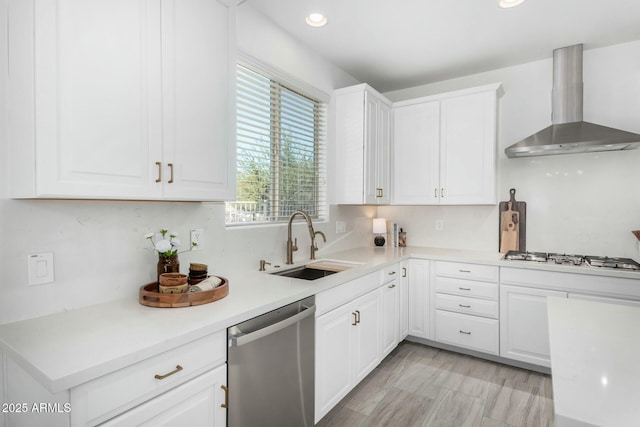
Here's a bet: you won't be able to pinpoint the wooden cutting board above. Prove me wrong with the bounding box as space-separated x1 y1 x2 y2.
498 189 526 252
500 213 519 253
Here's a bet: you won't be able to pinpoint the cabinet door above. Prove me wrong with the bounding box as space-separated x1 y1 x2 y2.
101 365 227 427
375 101 391 204
30 0 163 199
439 91 497 204
399 261 410 339
392 101 440 204
363 92 392 205
352 290 381 383
500 285 567 367
408 259 431 339
160 0 235 201
335 89 366 204
315 304 353 422
380 278 400 358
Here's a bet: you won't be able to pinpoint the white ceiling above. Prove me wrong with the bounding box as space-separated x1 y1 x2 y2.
244 0 640 92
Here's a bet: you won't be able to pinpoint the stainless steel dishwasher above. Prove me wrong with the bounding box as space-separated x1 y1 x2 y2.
228 296 315 427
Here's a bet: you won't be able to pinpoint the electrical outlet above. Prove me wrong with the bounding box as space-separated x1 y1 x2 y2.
28 253 55 285
190 229 204 251
435 220 444 231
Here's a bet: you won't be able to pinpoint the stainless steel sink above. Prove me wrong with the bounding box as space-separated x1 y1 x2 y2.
271 266 338 280
270 259 362 281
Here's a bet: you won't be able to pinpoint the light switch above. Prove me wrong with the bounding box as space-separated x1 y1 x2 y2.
28 253 55 285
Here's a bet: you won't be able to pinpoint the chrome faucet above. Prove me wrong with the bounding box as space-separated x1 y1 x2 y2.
286 210 325 264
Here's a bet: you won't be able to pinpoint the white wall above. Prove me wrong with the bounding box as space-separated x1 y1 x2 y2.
380 40 640 258
0 3 367 324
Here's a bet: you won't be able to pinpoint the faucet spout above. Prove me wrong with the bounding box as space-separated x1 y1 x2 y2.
286 210 322 264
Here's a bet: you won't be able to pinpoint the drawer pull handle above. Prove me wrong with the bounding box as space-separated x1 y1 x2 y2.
458 287 471 291
155 161 162 183
388 271 396 275
402 267 407 277
434 188 438 198
459 269 471 273
355 310 361 324
352 312 358 326
459 304 471 308
221 385 229 408
154 365 183 380
459 330 471 335
388 284 396 289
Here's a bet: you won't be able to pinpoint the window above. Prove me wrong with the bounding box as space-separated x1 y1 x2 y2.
225 63 327 225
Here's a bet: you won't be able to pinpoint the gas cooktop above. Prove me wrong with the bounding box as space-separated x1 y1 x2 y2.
503 251 640 271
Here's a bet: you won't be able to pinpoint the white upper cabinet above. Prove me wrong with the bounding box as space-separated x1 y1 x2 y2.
335 84 392 205
392 83 500 205
7 0 236 201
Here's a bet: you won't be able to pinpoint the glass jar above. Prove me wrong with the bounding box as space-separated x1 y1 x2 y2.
157 254 180 283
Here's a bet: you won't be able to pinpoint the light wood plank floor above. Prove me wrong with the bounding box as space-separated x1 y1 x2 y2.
316 341 554 427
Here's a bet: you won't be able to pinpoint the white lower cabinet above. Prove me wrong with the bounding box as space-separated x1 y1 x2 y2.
435 311 499 355
408 259 431 339
380 264 400 358
1 331 228 427
315 289 380 423
399 261 410 339
500 285 567 367
433 261 500 355
101 365 227 427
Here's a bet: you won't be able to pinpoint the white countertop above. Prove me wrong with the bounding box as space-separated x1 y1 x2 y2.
548 297 640 427
1 245 639 394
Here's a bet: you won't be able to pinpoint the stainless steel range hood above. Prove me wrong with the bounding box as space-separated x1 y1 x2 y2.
505 44 640 158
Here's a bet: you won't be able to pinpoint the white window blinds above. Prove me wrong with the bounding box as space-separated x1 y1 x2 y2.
226 64 327 224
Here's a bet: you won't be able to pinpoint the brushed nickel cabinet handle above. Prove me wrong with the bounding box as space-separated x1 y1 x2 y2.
388 284 396 289
459 304 471 308
441 188 445 197
458 287 471 291
355 310 361 324
155 161 162 183
459 330 471 335
459 269 471 273
168 163 174 184
388 271 396 275
221 385 228 408
154 365 183 380
352 312 358 326
402 267 407 277
434 188 438 198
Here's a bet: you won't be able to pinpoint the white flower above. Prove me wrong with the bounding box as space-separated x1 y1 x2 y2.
144 229 191 256
154 239 172 253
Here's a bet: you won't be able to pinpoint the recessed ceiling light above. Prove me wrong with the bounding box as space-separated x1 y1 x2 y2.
306 12 327 27
499 0 525 8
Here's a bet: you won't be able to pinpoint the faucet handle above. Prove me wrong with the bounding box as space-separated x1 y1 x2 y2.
292 237 298 252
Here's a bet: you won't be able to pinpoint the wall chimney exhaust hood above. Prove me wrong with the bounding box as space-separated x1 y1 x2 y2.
505 44 640 158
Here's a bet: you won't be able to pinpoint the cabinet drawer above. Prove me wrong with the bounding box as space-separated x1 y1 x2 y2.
435 261 498 282
435 293 498 319
435 310 499 355
381 264 400 284
435 276 498 300
71 330 226 426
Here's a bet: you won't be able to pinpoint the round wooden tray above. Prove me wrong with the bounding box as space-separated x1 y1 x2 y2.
139 277 228 308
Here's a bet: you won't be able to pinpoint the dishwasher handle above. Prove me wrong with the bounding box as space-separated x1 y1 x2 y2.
230 304 316 347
